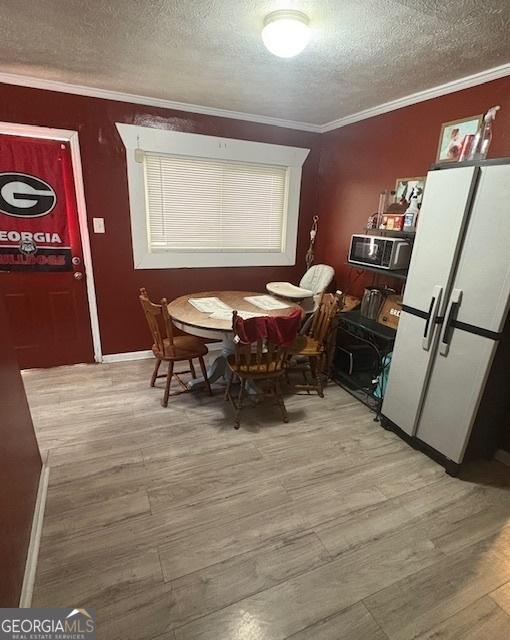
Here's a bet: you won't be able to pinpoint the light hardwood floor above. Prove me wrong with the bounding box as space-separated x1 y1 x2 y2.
24 358 510 640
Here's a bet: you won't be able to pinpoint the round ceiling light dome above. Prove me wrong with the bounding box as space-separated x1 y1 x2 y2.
262 10 310 58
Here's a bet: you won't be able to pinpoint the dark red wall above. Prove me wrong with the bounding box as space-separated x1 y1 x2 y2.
0 83 321 354
2 75 509 353
0 282 42 606
316 76 510 297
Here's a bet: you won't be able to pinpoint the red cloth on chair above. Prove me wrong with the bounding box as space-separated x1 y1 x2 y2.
234 308 301 347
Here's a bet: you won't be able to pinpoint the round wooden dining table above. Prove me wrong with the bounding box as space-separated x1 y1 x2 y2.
167 291 302 389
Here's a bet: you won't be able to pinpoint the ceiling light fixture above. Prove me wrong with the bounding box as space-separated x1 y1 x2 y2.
262 10 310 58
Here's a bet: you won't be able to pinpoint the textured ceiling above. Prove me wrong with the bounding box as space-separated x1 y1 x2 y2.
0 0 509 125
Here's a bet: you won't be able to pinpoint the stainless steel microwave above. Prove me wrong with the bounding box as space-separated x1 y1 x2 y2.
348 234 412 270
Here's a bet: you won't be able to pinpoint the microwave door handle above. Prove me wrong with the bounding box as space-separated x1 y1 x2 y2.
439 289 463 356
422 285 443 351
393 241 409 267
394 242 404 266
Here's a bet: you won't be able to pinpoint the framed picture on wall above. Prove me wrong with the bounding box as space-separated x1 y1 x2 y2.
436 114 482 163
394 176 426 206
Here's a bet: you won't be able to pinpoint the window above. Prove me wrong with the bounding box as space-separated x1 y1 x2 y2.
145 153 287 253
117 124 309 269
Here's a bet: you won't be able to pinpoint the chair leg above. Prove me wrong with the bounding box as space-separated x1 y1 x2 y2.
162 361 174 407
284 363 291 386
310 356 324 398
224 368 233 401
302 367 310 394
317 355 325 397
320 352 329 387
275 378 289 423
189 359 196 379
198 356 213 396
234 378 247 429
150 359 161 387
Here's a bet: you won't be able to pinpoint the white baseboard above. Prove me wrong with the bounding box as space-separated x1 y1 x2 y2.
19 465 50 608
101 350 153 363
102 341 223 364
495 449 510 468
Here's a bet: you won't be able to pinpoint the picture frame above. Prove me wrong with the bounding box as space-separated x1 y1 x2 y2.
394 176 426 207
436 114 482 163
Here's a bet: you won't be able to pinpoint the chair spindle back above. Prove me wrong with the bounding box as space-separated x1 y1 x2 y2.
139 288 174 355
308 292 341 346
232 311 289 375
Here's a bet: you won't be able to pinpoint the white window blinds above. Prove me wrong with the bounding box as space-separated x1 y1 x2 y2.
143 152 288 253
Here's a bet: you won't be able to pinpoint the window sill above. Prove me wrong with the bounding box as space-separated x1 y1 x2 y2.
134 250 296 269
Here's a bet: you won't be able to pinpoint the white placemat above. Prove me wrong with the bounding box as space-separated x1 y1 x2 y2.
244 295 290 310
209 309 264 321
188 297 233 313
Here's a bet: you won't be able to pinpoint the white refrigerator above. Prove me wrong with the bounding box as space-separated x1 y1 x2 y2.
381 159 510 473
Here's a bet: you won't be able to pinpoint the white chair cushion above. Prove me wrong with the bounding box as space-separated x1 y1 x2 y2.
299 264 335 295
266 282 314 299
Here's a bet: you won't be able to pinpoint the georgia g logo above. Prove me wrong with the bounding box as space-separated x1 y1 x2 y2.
0 172 57 217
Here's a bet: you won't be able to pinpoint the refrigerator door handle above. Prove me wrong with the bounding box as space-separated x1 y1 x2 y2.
422 285 443 351
439 288 463 356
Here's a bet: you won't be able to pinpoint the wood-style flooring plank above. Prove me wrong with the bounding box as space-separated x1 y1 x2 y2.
285 602 388 640
41 490 151 544
158 502 306 580
490 580 510 614
166 532 329 629
44 450 149 514
173 528 443 640
142 441 263 482
315 476 506 559
315 494 415 557
363 533 510 640
432 505 510 556
36 482 291 572
33 547 163 611
153 483 290 553
415 596 510 639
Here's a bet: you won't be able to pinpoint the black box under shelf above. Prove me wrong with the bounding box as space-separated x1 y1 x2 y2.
334 343 379 375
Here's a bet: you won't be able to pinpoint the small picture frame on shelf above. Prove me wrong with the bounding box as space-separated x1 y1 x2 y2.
436 114 482 162
394 176 426 206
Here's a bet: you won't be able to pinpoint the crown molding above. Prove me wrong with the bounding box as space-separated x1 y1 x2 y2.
0 61 509 135
0 70 322 133
320 61 510 133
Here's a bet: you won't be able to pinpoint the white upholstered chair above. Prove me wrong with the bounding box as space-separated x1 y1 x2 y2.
267 264 335 312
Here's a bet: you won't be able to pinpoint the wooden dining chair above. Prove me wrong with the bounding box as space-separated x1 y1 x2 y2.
289 291 342 397
225 311 295 429
139 288 212 406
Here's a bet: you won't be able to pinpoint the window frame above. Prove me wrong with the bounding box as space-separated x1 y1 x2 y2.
116 123 309 269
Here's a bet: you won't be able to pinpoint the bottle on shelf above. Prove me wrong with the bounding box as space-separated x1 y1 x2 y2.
376 190 394 229
469 105 500 161
403 186 420 231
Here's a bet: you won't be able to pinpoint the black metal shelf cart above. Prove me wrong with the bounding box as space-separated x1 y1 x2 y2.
332 310 396 416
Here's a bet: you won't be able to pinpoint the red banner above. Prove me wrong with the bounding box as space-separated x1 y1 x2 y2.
0 136 76 271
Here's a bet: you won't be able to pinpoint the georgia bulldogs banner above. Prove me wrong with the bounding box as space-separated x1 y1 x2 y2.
0 136 77 271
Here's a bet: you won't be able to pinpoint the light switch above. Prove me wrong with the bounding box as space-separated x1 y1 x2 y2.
93 218 105 234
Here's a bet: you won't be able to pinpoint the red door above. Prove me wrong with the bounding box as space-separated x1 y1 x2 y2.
0 134 94 369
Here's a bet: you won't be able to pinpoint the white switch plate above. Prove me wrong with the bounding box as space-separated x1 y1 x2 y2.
93 218 105 233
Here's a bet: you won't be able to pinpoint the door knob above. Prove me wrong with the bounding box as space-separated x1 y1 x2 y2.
74 271 84 280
